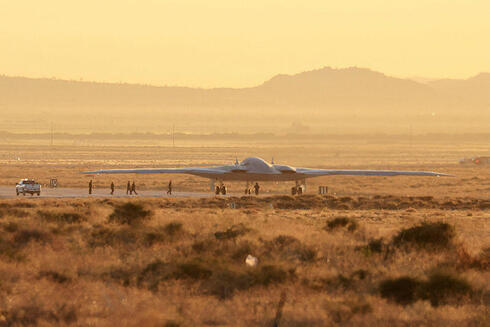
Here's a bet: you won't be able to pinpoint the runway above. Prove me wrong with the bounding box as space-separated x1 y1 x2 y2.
0 186 213 199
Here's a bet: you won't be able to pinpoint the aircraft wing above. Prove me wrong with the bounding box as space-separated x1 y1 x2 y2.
295 168 453 177
83 167 228 176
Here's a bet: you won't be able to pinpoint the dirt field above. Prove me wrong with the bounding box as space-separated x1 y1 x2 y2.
1 136 489 198
0 137 488 326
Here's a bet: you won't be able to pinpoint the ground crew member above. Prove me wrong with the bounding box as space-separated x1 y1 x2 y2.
131 181 137 195
88 180 93 195
254 182 260 195
167 180 172 195
110 182 115 195
127 181 131 195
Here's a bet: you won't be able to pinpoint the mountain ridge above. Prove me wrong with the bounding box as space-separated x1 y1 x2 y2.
0 67 488 134
1 66 488 91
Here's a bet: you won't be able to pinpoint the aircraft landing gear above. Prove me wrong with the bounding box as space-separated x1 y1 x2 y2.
291 186 303 195
244 181 252 195
291 180 305 195
215 182 227 195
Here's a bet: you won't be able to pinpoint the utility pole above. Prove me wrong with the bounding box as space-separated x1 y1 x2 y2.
172 124 175 148
409 124 413 149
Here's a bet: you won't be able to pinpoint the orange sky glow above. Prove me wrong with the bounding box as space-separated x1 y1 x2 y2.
1 0 489 87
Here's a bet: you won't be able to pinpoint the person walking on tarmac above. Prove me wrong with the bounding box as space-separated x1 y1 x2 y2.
167 180 172 195
110 182 115 195
88 180 93 195
131 181 138 195
127 181 131 195
253 182 260 196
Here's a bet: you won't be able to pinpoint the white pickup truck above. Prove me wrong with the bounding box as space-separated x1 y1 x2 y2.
16 179 41 196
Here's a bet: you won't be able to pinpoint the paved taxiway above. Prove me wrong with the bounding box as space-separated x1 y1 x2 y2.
0 186 212 199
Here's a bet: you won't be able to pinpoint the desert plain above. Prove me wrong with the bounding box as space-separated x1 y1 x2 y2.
0 135 488 326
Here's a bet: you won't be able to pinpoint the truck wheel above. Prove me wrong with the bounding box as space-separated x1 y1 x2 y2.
16 191 19 196
30 193 33 196
37 192 40 196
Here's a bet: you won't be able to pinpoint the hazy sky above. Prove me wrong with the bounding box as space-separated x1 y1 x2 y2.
1 0 489 87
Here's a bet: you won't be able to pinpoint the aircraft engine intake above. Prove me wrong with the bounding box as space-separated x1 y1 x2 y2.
273 165 297 173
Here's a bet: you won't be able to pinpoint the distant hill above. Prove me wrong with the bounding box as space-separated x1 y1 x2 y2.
1 67 487 110
428 73 490 105
250 67 440 109
0 67 488 134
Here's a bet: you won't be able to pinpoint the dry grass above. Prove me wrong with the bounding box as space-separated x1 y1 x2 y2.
0 139 488 325
0 196 488 326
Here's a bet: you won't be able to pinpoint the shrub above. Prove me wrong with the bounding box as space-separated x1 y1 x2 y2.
321 270 369 291
203 269 255 300
419 271 473 307
143 231 166 247
163 221 183 236
3 222 19 233
38 270 71 284
356 238 385 256
252 265 289 286
13 229 51 246
2 201 36 209
351 269 369 281
108 267 136 287
137 260 170 291
191 239 214 253
454 247 488 271
0 237 22 261
174 261 213 280
267 235 317 263
1 304 77 326
273 235 299 247
231 240 256 261
393 222 455 250
203 264 290 300
0 208 29 219
457 247 490 271
296 246 317 262
214 224 250 240
108 202 152 225
37 210 86 224
164 321 181 327
379 277 422 305
379 271 473 307
88 227 137 248
366 238 384 253
324 297 372 324
325 217 358 232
